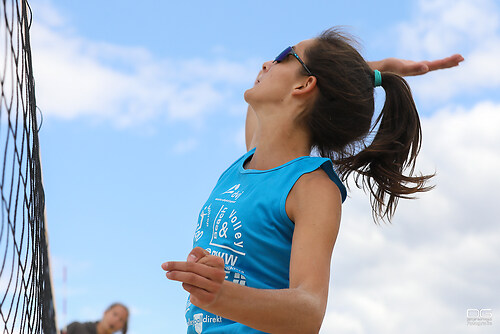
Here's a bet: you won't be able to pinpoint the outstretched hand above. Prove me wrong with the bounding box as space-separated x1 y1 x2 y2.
372 54 464 76
162 247 226 308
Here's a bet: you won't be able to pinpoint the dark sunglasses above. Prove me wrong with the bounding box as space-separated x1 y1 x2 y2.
274 46 313 76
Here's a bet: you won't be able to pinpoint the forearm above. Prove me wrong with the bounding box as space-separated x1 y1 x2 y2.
367 60 385 71
200 282 325 334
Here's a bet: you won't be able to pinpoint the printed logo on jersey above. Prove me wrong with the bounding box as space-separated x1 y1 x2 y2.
206 248 247 285
228 271 246 286
209 205 246 256
187 312 223 333
194 204 211 242
193 313 203 334
215 184 244 203
207 248 239 267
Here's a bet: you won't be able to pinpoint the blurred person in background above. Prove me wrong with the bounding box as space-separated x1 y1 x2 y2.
62 303 129 334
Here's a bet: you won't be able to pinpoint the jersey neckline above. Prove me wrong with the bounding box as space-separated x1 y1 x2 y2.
239 148 318 174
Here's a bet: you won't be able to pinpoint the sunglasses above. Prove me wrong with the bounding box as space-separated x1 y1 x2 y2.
274 46 313 76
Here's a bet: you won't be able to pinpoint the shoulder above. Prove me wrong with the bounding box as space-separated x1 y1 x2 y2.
66 322 85 330
293 168 342 204
66 322 97 334
286 168 342 225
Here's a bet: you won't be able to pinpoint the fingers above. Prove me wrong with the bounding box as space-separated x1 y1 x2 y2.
424 54 464 72
161 248 226 307
163 260 225 281
162 256 226 289
379 54 464 77
162 257 226 308
187 246 210 263
197 253 225 269
160 247 223 271
166 266 222 292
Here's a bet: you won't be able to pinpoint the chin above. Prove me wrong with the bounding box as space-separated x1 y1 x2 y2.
243 88 253 104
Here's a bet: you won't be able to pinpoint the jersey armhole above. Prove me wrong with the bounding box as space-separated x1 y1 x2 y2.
279 160 347 225
320 161 347 202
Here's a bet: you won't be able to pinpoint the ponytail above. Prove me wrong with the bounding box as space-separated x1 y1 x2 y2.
335 71 434 222
304 27 434 223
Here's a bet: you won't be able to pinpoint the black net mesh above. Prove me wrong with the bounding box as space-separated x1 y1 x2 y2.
1 0 57 333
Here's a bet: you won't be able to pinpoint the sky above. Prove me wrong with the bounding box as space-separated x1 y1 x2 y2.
22 0 500 333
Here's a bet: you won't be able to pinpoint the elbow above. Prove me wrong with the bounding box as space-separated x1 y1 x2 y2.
272 288 327 334
285 306 325 334
303 295 327 334
285 320 322 334
306 313 324 334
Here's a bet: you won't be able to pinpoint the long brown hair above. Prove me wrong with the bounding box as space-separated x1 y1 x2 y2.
303 27 433 223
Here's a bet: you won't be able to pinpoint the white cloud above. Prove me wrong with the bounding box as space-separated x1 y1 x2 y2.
29 2 257 128
398 0 500 102
321 101 500 333
30 0 67 28
399 0 499 57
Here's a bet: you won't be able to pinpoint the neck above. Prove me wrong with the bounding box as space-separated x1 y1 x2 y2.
246 106 311 170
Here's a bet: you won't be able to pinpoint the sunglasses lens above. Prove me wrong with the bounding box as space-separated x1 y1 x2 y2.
274 46 292 62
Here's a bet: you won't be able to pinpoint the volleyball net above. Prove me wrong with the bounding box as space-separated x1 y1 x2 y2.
1 0 58 333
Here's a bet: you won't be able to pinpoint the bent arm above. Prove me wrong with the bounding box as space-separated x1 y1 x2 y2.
203 280 325 334
163 171 342 333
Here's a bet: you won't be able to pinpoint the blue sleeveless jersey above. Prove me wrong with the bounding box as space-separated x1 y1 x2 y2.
185 148 346 334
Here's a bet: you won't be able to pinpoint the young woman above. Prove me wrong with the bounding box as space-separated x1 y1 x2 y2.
162 28 463 333
64 303 129 334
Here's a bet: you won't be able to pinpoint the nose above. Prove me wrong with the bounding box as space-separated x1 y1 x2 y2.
262 60 273 72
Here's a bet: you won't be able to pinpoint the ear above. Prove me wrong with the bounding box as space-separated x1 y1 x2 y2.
291 76 317 96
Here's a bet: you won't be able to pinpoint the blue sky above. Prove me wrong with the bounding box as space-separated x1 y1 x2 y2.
25 0 500 333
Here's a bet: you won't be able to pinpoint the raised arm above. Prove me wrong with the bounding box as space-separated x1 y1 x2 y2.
368 54 464 76
244 54 464 151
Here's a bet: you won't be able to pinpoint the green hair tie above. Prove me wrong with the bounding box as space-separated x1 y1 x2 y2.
374 70 382 87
